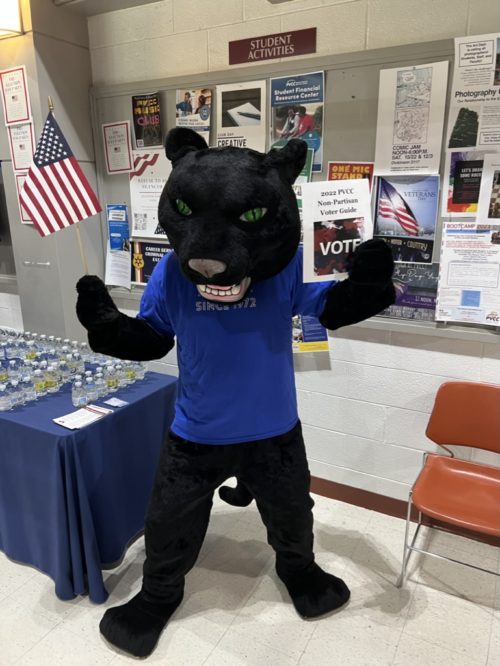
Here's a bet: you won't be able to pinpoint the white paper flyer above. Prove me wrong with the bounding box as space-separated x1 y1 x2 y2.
216 80 266 152
129 150 171 239
0 66 31 126
374 61 448 175
102 121 133 175
7 122 35 171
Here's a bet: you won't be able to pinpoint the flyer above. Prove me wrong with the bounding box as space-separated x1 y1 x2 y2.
270 71 324 172
0 65 31 125
446 33 500 150
292 315 329 353
107 204 129 252
175 88 212 138
129 150 171 239
102 121 133 175
216 80 266 152
327 161 374 191
476 153 500 223
374 176 439 263
379 262 439 321
104 241 131 290
436 220 500 327
301 179 373 282
374 61 448 175
7 122 35 171
15 172 31 224
442 149 490 217
131 92 162 148
131 240 172 284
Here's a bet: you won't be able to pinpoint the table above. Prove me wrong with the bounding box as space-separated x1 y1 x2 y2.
0 372 177 603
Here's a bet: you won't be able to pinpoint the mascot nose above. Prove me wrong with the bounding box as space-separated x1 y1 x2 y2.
188 258 227 278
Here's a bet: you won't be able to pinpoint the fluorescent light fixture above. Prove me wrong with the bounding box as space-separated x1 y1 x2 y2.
0 0 23 39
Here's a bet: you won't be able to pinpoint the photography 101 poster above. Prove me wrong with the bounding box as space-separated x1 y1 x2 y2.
131 92 162 148
374 175 439 264
175 88 212 138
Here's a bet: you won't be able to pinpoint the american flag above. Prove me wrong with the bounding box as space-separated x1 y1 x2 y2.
377 178 420 236
19 112 101 237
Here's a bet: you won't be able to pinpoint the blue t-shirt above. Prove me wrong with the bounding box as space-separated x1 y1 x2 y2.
138 248 331 444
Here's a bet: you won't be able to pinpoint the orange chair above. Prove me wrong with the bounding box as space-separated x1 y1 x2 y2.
396 381 500 587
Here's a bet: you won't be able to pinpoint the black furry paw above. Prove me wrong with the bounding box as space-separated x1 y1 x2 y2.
277 562 350 619
76 275 120 331
348 239 394 287
218 482 254 507
99 591 183 658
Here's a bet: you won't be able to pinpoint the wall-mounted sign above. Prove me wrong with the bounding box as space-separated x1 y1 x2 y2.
229 28 316 65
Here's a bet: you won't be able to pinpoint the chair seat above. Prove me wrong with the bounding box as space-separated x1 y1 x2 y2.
412 454 500 537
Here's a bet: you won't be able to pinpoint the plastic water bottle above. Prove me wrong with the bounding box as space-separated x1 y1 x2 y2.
71 380 87 407
8 359 21 381
0 362 8 383
33 369 47 397
85 375 99 402
58 360 71 384
104 365 119 393
44 364 60 394
21 375 36 403
0 383 10 411
94 372 106 398
8 380 22 407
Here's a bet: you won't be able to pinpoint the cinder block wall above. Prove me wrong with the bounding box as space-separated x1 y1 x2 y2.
90 0 500 501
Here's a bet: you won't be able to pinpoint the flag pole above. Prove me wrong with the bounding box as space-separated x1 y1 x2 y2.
48 96 90 275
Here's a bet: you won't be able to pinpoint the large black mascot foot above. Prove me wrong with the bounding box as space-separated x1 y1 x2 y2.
277 562 350 618
218 481 254 507
99 591 183 658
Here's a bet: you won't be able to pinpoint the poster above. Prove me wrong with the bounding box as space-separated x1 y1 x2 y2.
216 80 266 152
107 204 129 252
441 149 490 216
327 161 374 191
292 315 329 353
476 153 500 222
301 179 373 282
270 71 324 172
15 172 31 224
436 221 500 326
129 150 171 239
446 33 500 150
374 61 448 175
379 262 439 321
175 87 212 138
105 242 131 290
131 240 172 284
374 176 439 263
0 66 31 125
102 121 133 174
7 122 35 171
131 92 162 148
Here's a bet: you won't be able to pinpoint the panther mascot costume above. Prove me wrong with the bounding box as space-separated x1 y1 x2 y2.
76 127 395 658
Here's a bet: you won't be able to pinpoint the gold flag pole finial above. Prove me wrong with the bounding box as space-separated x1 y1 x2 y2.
48 96 54 112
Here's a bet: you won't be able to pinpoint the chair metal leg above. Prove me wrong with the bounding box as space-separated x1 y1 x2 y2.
396 491 422 588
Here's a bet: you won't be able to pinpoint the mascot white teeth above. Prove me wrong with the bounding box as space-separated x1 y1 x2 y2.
76 127 395 658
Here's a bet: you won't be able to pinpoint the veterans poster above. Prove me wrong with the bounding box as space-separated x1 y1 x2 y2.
442 149 490 216
375 176 439 263
216 80 266 152
270 71 324 172
129 150 171 239
301 179 373 282
131 92 162 148
176 87 212 138
374 61 448 175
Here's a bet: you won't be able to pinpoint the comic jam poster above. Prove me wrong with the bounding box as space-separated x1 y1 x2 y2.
131 92 162 148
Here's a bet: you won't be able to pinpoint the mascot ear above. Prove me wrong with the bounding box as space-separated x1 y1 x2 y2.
165 127 208 165
262 139 308 185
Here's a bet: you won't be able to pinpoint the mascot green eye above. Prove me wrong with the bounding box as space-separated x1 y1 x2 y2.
175 199 192 216
239 207 267 222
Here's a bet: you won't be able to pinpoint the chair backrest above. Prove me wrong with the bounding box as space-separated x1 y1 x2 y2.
426 381 500 454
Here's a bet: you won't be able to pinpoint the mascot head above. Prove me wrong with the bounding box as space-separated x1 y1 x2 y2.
158 127 307 303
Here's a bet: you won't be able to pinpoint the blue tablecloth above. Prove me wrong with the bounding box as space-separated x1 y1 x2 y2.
0 372 177 603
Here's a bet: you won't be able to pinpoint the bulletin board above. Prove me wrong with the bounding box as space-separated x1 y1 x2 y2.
89 37 499 343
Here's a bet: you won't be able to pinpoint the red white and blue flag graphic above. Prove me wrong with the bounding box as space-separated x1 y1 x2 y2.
19 112 101 237
377 178 420 236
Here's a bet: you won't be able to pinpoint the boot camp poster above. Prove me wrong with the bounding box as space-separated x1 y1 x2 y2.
131 92 162 148
216 80 266 152
270 71 324 172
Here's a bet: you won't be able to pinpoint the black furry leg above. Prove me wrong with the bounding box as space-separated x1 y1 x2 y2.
276 561 350 618
218 480 254 507
99 590 183 658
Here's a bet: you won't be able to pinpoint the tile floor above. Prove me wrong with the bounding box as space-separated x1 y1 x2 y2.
0 491 498 665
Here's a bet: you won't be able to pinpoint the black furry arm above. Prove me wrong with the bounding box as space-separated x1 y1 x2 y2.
76 276 175 361
318 239 396 331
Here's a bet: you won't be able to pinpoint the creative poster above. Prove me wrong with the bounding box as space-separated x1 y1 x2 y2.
7 121 35 171
327 161 374 191
379 262 439 321
374 61 448 175
301 179 373 282
131 240 172 285
446 33 500 150
292 315 329 353
216 80 266 152
131 92 162 148
15 172 31 224
0 66 31 125
270 71 324 172
105 241 131 290
476 153 500 222
102 121 133 175
107 204 129 252
375 176 439 264
175 88 212 138
442 149 490 216
436 220 500 327
129 150 172 239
